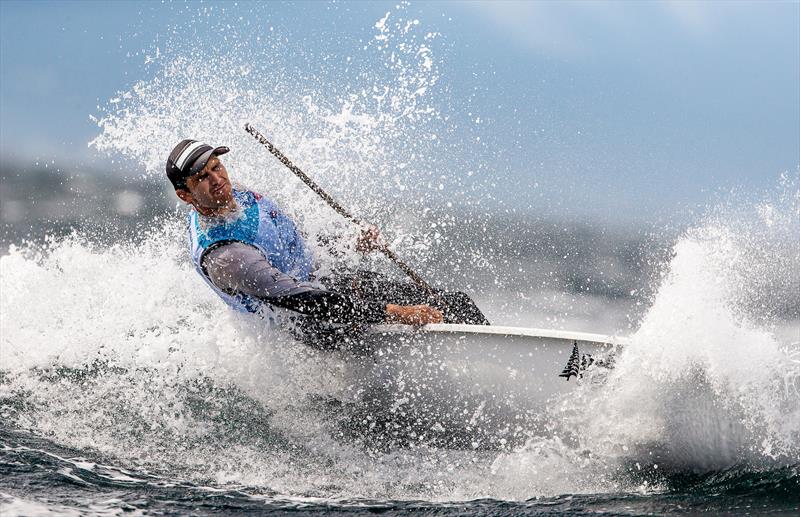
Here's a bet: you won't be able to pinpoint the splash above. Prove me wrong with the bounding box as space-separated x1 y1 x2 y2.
87 2 486 283
493 172 800 491
0 223 557 500
3 176 796 500
602 172 800 467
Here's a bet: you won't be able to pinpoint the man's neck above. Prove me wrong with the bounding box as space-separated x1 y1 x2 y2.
195 200 237 218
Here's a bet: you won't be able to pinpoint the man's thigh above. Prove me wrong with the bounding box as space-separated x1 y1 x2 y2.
324 271 490 325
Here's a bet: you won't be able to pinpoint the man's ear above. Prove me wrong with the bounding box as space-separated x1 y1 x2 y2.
175 189 194 205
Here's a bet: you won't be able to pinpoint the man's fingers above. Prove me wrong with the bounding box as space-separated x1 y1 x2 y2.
425 307 444 324
406 305 443 325
416 305 443 324
386 304 443 325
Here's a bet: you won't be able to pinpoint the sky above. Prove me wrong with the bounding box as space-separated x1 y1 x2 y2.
0 0 798 225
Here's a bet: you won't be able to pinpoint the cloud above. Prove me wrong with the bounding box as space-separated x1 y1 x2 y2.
660 0 716 36
456 0 590 58
454 0 731 59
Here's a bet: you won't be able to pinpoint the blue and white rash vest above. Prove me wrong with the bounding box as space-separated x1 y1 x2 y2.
188 189 314 313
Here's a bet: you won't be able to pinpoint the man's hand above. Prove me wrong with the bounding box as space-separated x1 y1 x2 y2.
356 225 383 254
385 304 444 325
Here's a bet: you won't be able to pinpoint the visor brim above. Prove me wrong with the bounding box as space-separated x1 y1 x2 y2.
187 146 230 175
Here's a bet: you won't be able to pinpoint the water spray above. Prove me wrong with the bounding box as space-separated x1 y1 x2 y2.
244 122 437 295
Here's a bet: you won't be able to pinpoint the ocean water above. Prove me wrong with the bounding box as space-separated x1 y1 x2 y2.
2 4 799 515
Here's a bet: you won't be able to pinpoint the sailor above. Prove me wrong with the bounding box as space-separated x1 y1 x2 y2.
166 139 488 337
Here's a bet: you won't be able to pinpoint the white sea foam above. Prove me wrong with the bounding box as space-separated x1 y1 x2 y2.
489 173 800 495
4 180 794 500
586 174 800 468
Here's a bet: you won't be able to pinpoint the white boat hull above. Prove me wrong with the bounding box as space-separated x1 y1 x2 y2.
336 324 627 449
365 324 624 404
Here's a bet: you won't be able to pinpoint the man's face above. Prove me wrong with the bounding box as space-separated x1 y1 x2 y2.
177 155 233 211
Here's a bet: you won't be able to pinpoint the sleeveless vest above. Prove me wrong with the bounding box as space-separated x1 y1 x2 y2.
187 189 314 313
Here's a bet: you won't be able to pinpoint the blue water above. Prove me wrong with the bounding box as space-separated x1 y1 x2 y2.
2 425 798 515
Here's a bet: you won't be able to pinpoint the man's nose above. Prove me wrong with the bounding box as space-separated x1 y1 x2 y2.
208 170 224 184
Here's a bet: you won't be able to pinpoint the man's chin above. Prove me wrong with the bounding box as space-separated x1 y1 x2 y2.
213 196 234 207
211 188 233 205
